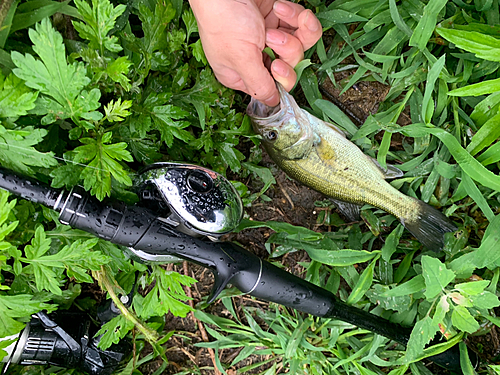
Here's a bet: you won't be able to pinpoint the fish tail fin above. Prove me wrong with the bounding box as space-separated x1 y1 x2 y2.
402 200 457 252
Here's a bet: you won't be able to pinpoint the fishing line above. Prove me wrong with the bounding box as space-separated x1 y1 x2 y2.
0 141 139 178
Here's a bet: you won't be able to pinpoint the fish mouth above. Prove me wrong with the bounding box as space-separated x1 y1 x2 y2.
246 98 281 119
246 84 294 128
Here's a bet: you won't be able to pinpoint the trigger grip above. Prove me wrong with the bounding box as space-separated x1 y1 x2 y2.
205 243 264 305
207 270 234 304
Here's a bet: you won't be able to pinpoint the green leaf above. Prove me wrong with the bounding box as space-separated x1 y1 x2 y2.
104 98 132 122
10 0 79 34
383 275 426 297
459 341 476 375
472 215 500 270
308 249 379 267
74 133 133 199
470 292 500 309
151 105 193 147
394 250 416 283
134 265 194 319
50 163 83 189
0 337 16 361
11 18 100 124
448 77 500 97
182 8 197 40
294 59 313 87
219 143 243 172
95 314 134 349
437 28 500 62
388 0 412 38
471 92 500 128
0 190 17 236
316 9 367 27
466 111 500 157
138 1 176 55
381 224 404 261
455 280 490 295
105 56 132 91
0 294 54 336
408 333 464 365
347 256 378 304
451 305 480 333
73 0 126 53
422 256 455 300
461 172 495 222
404 316 439 361
422 55 445 124
0 125 57 174
0 0 19 49
313 99 359 136
172 69 220 130
408 0 447 50
433 295 450 325
0 72 38 117
190 39 207 65
477 142 500 166
21 226 108 294
402 124 500 192
366 284 412 312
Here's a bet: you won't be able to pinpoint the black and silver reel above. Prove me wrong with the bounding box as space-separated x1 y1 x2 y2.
129 163 244 263
1 311 129 375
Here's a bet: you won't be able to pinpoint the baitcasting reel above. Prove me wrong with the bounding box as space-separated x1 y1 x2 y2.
129 163 243 262
135 163 243 237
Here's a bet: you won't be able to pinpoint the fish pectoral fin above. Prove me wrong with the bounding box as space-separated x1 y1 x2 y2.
330 199 361 222
369 157 404 179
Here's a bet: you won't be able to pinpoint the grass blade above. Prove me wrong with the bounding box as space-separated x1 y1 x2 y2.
409 0 447 50
403 124 500 192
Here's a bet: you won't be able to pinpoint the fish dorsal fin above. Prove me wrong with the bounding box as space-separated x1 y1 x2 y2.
330 199 361 222
369 157 404 179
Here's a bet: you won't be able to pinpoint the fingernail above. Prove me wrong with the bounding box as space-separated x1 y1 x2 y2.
304 10 320 32
273 0 295 18
266 29 286 45
272 59 290 78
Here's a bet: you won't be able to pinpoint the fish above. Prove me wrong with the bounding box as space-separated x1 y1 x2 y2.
247 84 456 252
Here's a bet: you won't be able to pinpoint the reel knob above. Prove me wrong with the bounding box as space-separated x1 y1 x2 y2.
187 170 213 194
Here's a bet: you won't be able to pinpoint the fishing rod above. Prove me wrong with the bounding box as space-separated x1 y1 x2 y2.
0 163 476 373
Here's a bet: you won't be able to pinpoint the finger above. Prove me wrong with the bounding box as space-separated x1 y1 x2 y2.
213 67 247 93
272 0 305 28
265 29 304 67
293 9 323 51
234 46 279 106
270 59 297 93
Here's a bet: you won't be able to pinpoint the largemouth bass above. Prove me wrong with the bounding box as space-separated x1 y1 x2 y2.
247 84 456 252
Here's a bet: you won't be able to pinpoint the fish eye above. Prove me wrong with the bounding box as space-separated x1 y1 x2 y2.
266 130 278 141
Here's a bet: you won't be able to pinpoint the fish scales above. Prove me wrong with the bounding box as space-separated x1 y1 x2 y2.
248 84 456 252
271 129 420 223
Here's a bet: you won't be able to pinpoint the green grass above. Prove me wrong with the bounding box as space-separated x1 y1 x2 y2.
1 0 500 374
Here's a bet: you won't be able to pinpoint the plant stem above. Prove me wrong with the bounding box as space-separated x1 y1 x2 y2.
93 267 159 344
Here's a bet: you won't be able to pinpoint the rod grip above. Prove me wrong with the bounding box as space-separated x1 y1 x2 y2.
0 167 62 209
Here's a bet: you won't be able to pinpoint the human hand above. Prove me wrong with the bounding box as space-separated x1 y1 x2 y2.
188 0 322 106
